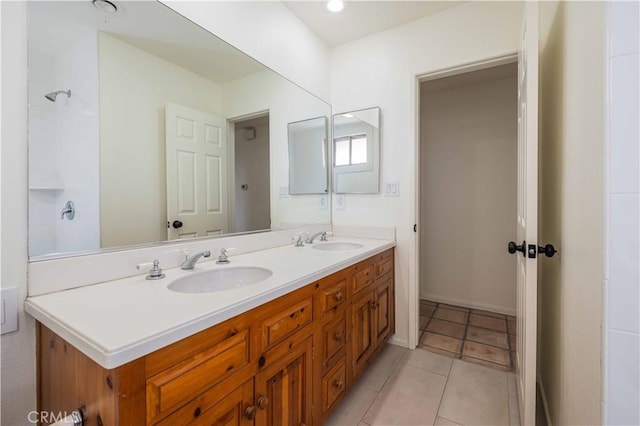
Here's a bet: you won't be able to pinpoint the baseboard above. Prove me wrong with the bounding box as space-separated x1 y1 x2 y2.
388 335 410 349
420 293 517 317
537 375 553 426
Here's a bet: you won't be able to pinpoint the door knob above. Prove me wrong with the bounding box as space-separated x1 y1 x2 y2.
508 241 526 256
172 220 183 229
537 244 557 258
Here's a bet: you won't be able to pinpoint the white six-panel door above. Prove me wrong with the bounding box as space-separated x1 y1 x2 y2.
516 3 539 425
166 103 228 240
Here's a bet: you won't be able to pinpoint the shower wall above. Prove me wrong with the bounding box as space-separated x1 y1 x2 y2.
28 18 100 256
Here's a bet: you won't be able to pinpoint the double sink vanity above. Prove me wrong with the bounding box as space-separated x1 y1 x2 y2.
26 236 395 425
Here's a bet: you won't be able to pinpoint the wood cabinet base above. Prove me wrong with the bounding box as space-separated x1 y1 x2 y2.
37 249 394 425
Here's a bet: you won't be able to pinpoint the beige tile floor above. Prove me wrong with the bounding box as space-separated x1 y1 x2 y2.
419 300 516 372
325 344 520 426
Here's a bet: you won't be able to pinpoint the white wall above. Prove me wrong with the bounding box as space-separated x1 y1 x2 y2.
28 15 100 257
604 1 639 424
1 2 37 425
538 1 606 424
419 69 517 315
99 33 223 248
233 115 270 233
161 0 331 102
331 1 524 347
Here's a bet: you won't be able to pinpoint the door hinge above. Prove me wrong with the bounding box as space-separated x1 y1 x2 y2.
414 224 417 233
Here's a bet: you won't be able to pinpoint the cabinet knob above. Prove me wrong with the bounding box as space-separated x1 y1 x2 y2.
244 406 257 420
334 380 344 390
257 395 269 410
333 331 343 342
334 292 344 302
370 301 378 309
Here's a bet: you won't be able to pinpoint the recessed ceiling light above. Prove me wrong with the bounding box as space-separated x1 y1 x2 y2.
327 0 344 13
93 0 118 14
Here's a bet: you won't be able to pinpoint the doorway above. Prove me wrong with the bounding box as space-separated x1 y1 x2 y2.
417 61 518 368
229 114 271 233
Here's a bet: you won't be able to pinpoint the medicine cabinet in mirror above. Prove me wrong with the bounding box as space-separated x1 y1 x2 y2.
333 107 381 194
28 1 331 259
288 117 329 195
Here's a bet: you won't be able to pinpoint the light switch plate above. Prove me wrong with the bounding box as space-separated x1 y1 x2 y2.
335 194 346 210
384 181 400 197
0 287 18 335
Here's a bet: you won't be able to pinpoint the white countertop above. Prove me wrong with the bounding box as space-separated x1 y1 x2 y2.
25 237 395 369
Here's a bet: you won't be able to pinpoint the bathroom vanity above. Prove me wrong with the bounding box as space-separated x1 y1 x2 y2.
30 243 394 425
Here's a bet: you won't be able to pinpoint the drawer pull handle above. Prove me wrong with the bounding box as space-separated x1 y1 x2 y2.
333 331 343 342
193 407 201 418
245 406 257 420
257 395 269 410
334 380 344 390
259 355 266 367
333 292 344 302
370 301 378 309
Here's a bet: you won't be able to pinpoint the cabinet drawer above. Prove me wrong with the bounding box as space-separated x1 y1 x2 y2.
321 312 346 371
261 297 313 349
376 258 393 279
155 377 253 426
319 279 347 314
146 329 250 423
322 358 346 412
352 265 374 294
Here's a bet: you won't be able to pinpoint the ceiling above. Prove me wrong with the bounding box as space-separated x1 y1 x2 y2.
283 1 467 47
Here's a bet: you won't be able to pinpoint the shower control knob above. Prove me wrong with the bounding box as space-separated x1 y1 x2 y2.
172 220 183 229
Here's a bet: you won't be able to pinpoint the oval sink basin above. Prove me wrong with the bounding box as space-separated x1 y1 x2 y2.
168 267 272 294
312 242 364 251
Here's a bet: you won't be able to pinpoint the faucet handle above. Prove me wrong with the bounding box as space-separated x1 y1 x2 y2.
146 259 166 280
293 235 304 247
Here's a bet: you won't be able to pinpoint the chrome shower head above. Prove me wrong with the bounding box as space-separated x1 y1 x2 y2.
45 90 71 102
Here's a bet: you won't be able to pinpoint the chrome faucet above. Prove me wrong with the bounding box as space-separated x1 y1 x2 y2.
306 231 328 244
181 250 211 270
216 248 230 264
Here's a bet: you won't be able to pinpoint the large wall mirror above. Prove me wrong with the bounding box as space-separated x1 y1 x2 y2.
333 107 381 193
28 1 331 259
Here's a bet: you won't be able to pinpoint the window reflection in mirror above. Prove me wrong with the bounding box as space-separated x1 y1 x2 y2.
27 1 331 259
288 117 329 195
333 107 381 194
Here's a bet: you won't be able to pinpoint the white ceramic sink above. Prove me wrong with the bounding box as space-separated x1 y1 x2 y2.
168 267 272 293
312 242 364 251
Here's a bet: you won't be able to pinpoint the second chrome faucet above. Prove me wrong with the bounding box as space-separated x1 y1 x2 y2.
181 250 211 270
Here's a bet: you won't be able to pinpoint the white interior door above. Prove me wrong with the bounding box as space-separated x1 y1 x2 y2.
515 3 539 425
166 103 228 240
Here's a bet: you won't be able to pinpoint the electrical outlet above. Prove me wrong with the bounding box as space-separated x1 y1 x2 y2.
335 194 346 210
0 287 18 335
319 195 328 210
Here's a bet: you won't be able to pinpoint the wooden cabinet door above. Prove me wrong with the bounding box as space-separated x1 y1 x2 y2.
351 290 375 380
254 335 313 426
374 275 394 346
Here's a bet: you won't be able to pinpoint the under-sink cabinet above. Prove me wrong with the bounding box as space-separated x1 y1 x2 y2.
37 249 394 425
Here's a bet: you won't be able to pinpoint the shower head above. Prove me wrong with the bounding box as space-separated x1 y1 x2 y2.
45 90 71 102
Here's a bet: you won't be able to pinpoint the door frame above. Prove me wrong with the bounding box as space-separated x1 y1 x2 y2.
409 52 519 350
226 110 270 234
